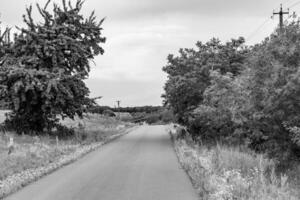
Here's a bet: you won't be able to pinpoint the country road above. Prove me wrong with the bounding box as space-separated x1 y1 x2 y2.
5 125 198 200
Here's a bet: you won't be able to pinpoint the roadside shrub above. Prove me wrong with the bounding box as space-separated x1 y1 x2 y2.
53 124 75 139
160 108 175 123
103 109 116 117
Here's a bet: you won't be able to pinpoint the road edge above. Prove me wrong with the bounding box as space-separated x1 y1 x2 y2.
0 126 138 199
167 124 202 199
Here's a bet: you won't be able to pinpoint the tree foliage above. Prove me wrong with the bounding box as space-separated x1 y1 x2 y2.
0 0 105 134
162 37 247 123
163 21 300 164
243 22 300 162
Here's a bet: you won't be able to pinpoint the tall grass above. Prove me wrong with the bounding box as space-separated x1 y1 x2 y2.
170 126 300 200
0 113 131 181
0 133 76 181
60 113 129 143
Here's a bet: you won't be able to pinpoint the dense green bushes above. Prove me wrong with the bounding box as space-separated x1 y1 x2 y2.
163 20 300 165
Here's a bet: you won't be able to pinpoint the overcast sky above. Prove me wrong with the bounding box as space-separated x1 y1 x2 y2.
0 0 297 107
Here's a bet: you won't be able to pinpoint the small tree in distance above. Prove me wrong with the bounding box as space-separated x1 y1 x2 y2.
0 0 106 134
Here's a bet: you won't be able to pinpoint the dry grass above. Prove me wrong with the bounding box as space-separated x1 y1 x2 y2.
0 137 75 180
0 111 134 198
60 113 130 143
0 112 132 182
168 125 300 200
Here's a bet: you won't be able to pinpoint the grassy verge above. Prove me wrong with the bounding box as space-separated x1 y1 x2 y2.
0 113 135 199
168 125 300 200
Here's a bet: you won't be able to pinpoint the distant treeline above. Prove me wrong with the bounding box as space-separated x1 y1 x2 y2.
88 105 175 124
88 105 163 114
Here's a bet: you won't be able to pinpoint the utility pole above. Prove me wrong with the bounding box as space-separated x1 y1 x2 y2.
273 4 289 31
116 100 120 110
116 100 121 119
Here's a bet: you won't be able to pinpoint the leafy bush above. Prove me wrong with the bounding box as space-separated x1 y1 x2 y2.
103 109 116 117
160 108 175 123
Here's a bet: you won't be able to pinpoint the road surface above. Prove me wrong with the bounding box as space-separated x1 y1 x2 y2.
5 125 198 200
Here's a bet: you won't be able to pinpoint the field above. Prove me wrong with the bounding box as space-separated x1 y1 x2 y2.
0 111 133 198
168 125 300 200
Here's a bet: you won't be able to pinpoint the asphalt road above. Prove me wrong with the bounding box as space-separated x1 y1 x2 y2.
5 125 198 200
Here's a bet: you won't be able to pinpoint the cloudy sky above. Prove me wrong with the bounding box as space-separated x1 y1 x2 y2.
0 0 297 107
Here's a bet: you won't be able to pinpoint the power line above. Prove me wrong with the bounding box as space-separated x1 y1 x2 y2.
285 0 300 8
288 0 300 8
246 2 295 44
246 18 271 42
285 0 296 6
245 3 284 43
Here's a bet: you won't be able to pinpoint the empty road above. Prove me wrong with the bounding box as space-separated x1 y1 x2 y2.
5 125 198 200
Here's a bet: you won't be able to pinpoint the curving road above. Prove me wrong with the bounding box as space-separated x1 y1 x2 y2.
5 125 198 200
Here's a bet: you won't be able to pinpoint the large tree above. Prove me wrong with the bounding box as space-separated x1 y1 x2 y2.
243 22 300 162
162 37 247 124
162 20 300 163
0 0 105 133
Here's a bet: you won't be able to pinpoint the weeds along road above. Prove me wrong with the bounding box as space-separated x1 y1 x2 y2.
5 125 198 200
